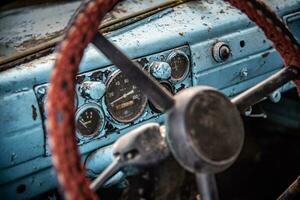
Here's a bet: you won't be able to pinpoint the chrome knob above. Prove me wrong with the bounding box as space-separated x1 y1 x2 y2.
80 81 106 100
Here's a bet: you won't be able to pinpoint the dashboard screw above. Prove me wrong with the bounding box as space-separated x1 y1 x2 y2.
240 67 248 79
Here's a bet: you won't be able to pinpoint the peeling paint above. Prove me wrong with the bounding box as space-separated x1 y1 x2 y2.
262 51 270 58
32 105 37 120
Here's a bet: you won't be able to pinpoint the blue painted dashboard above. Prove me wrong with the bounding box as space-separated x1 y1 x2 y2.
1 0 300 199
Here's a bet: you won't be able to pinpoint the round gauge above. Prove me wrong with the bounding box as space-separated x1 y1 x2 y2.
75 104 105 137
105 71 147 123
167 50 190 81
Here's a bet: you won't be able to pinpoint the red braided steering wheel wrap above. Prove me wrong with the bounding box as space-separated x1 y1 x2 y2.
48 0 118 200
48 1 300 200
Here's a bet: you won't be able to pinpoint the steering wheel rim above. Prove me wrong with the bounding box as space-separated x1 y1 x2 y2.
47 0 300 199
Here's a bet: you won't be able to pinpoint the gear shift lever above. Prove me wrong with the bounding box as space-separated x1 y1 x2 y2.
90 123 169 191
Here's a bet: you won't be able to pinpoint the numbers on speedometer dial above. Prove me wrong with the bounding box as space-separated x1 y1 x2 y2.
105 71 147 123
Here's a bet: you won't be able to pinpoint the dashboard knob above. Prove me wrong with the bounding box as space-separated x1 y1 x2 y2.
80 81 106 100
149 61 172 80
212 42 231 62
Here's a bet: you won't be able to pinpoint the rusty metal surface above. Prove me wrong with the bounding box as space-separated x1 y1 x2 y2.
0 0 172 67
0 1 80 59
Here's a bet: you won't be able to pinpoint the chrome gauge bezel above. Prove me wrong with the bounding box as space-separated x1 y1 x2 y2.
166 50 190 82
105 70 148 123
75 103 105 139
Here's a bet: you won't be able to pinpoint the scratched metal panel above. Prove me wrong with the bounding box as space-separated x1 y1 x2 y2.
0 1 80 59
0 167 57 200
194 50 283 89
266 0 300 15
190 27 273 74
0 0 168 60
0 0 253 94
0 90 44 169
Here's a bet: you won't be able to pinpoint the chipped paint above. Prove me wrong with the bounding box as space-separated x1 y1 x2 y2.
32 105 37 120
0 0 172 67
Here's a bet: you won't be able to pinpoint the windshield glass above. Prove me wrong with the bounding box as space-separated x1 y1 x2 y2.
0 0 172 66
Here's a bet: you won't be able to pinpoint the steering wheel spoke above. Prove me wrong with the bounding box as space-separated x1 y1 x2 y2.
232 66 300 112
92 33 175 112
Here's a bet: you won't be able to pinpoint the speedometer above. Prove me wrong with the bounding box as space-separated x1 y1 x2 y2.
105 70 147 123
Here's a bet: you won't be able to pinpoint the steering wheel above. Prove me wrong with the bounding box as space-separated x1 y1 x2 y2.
47 0 300 199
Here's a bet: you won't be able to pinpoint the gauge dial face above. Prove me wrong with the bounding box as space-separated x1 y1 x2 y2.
76 106 104 137
167 50 190 81
105 71 147 123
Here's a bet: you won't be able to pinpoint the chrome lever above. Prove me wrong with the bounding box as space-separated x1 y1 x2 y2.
90 123 169 191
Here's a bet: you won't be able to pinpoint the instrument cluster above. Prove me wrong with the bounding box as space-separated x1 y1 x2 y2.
35 46 192 149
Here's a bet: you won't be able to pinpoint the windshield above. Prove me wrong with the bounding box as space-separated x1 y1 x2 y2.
0 0 174 67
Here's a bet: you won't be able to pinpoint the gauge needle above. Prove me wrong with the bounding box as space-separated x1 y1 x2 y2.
79 119 88 128
84 120 92 125
110 90 134 105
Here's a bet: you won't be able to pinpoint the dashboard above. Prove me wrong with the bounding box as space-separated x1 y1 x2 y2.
1 0 300 199
36 46 192 155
